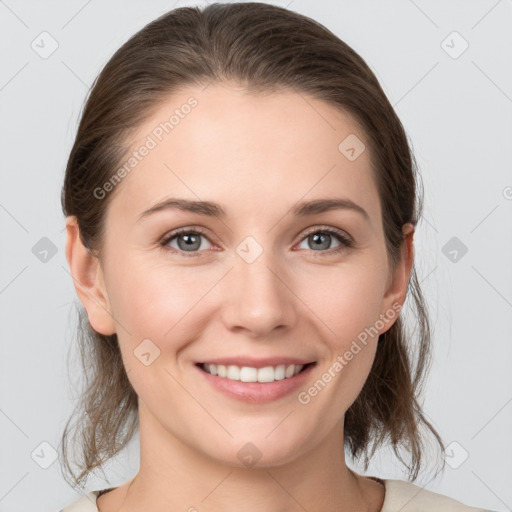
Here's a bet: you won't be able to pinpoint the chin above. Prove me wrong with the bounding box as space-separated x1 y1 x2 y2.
199 429 312 470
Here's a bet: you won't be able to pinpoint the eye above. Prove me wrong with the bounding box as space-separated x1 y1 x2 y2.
160 226 354 258
296 227 354 255
161 228 213 256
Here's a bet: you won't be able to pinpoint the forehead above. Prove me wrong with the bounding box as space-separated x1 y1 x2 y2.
106 82 380 226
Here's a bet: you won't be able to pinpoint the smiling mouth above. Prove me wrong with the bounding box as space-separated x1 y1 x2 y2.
196 362 316 383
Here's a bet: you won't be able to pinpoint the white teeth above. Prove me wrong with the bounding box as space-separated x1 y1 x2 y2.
202 363 306 382
227 365 240 380
293 365 303 376
274 365 286 380
257 366 275 383
240 366 258 382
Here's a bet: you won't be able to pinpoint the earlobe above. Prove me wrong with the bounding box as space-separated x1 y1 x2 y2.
379 223 415 333
65 216 116 336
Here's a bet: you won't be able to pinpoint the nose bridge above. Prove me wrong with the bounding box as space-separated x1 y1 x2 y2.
221 235 296 335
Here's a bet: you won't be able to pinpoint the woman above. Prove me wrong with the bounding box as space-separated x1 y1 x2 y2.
58 3 495 511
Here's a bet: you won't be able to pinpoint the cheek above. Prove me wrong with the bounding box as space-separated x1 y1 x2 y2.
106 256 219 351
109 249 388 348
295 260 386 403
298 259 388 344
105 259 207 397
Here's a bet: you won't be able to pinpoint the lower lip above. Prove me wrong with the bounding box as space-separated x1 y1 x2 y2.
195 363 316 404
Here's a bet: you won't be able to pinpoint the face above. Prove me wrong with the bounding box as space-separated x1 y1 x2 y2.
68 82 412 468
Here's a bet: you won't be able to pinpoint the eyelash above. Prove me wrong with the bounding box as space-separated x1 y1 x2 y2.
159 226 354 258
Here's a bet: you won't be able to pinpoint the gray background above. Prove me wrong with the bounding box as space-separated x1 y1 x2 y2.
1 0 511 511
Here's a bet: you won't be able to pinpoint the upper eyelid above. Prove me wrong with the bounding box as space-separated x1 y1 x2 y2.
162 225 353 249
300 225 352 240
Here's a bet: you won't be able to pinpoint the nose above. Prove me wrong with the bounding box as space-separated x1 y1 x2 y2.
220 247 298 338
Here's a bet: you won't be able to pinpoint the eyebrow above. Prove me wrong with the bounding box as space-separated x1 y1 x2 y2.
137 197 370 222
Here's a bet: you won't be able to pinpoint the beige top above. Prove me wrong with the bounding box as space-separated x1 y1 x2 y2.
59 477 495 511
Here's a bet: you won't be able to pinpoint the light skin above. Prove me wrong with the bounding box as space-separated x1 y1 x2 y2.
66 82 414 512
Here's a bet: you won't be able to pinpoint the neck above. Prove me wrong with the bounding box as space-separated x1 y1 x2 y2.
114 401 383 512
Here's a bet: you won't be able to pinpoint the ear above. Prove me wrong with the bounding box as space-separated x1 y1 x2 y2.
378 223 415 334
65 216 116 335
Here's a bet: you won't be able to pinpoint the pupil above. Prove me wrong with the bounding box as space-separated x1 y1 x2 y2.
311 233 330 250
176 232 331 252
178 233 200 251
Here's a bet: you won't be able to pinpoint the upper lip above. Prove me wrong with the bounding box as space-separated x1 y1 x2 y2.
197 357 316 369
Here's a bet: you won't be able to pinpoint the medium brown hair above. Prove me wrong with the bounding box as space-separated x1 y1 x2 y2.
59 1 445 490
